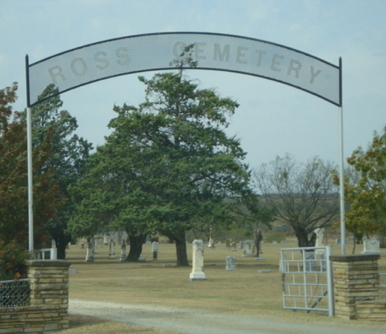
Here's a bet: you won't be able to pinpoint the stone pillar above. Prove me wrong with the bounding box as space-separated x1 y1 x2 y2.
189 239 206 280
109 239 116 259
27 260 71 330
330 254 380 320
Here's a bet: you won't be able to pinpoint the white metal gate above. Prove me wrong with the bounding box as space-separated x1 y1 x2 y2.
280 246 334 316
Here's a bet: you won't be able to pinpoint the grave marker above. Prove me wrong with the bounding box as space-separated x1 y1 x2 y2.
189 239 206 280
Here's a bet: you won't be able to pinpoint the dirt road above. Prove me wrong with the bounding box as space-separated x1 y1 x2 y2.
69 299 385 334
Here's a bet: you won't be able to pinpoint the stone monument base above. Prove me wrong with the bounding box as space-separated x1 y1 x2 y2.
189 272 206 280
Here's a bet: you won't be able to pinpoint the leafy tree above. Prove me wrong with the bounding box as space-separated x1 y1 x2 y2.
341 127 386 240
0 241 29 280
254 155 339 247
0 83 62 249
70 68 257 265
28 85 93 259
69 137 152 261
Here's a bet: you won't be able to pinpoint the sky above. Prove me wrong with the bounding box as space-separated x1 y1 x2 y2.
1 0 386 170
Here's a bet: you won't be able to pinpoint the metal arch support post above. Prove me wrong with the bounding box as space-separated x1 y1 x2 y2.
26 54 34 255
338 57 345 255
27 106 34 254
339 105 345 255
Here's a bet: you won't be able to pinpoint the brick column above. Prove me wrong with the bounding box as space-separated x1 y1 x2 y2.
330 254 380 320
27 260 71 330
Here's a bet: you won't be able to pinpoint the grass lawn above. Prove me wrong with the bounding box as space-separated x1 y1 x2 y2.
59 238 386 333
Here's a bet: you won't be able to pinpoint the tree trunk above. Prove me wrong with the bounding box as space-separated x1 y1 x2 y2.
54 234 72 260
253 229 263 257
162 228 189 266
125 234 147 261
174 236 189 266
294 227 316 247
379 234 386 248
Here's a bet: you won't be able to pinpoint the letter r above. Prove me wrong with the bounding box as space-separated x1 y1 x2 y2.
48 66 66 84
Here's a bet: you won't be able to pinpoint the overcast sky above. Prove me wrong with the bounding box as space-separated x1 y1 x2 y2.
1 0 385 170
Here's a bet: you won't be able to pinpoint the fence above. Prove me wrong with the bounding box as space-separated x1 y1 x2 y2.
0 260 71 334
0 279 29 307
280 246 334 316
34 248 58 260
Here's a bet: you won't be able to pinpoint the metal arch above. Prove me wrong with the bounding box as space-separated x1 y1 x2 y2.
26 31 342 107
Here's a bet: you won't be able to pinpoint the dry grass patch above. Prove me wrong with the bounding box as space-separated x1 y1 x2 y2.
59 239 386 332
63 314 176 334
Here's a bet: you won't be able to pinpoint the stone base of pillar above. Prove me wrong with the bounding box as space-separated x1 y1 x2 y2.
189 272 206 280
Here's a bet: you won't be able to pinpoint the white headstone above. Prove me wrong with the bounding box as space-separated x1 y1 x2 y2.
242 241 252 257
152 241 159 260
362 237 381 254
208 238 215 248
152 241 159 252
225 256 237 270
314 228 325 247
85 240 94 262
109 239 116 259
120 239 127 261
189 239 206 280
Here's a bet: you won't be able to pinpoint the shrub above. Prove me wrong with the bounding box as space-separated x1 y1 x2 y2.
0 241 29 280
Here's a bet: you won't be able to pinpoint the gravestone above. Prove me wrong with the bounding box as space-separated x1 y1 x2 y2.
152 241 159 260
314 227 325 256
314 227 325 247
189 239 206 280
242 241 252 257
109 239 116 259
231 242 238 251
208 238 215 248
69 266 78 274
85 240 94 262
225 239 232 249
239 241 244 249
225 256 237 270
120 239 127 261
362 237 381 255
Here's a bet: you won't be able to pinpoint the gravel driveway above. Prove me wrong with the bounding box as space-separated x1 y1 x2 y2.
69 299 385 334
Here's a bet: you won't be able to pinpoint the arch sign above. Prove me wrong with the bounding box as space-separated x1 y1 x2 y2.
26 32 341 107
25 32 345 254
